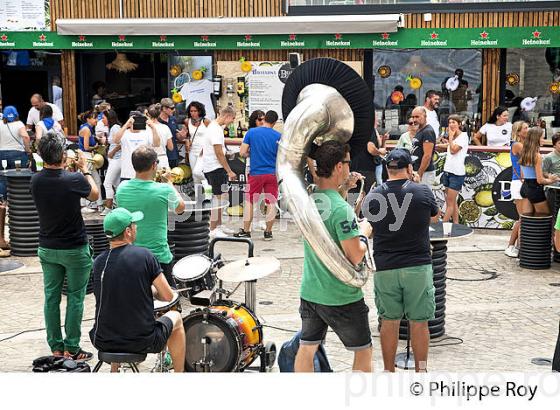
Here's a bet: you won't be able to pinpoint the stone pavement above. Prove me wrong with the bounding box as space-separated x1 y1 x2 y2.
0 219 559 373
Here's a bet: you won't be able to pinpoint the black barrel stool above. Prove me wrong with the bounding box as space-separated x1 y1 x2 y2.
519 213 553 270
6 169 39 256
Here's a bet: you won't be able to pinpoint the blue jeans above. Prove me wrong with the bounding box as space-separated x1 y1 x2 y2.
0 150 29 198
374 164 383 186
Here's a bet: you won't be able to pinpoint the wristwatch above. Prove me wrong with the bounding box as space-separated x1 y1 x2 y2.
83 172 92 177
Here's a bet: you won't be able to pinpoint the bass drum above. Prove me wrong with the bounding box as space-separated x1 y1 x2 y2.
183 302 263 372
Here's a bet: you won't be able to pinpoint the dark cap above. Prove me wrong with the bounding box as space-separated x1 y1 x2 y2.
386 149 412 169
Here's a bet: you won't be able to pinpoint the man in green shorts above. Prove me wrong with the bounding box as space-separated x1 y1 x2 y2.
116 146 185 286
295 141 373 372
363 149 440 372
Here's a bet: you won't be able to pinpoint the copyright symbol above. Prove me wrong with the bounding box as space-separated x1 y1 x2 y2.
410 382 423 396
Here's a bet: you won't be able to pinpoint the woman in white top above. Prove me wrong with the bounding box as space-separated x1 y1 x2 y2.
34 104 64 142
101 110 122 215
148 104 173 169
442 115 470 223
185 101 211 184
396 116 417 151
472 106 512 146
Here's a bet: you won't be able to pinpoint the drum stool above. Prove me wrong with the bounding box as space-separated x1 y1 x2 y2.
92 352 147 373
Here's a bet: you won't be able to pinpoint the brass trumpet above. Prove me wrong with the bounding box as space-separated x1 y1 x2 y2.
154 167 185 184
66 149 105 171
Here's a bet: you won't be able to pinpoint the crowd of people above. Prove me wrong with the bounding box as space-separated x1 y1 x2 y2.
3 89 560 372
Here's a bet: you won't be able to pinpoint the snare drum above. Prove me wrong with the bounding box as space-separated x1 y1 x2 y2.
172 254 215 299
153 290 182 318
183 301 263 372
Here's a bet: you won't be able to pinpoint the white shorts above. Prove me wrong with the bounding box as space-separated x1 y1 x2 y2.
511 179 522 200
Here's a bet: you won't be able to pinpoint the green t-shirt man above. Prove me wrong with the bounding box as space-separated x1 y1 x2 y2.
116 179 180 264
300 189 363 306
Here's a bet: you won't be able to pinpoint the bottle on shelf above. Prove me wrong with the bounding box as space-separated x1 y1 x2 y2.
237 121 243 138
223 126 229 138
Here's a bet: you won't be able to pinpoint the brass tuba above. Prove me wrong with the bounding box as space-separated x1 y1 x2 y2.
277 58 375 288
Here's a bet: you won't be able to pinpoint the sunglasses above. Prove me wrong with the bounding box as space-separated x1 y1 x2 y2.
408 122 415 125
341 160 351 166
257 117 264 121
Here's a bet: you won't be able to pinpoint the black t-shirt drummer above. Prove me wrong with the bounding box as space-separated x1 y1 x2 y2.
89 244 163 353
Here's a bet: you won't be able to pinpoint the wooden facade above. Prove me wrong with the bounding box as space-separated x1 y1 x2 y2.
48 1 559 133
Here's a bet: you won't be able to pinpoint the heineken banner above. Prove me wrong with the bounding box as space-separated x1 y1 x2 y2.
0 27 559 50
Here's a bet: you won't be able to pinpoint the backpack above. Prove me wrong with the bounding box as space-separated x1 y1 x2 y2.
45 126 66 142
277 331 333 372
32 356 91 373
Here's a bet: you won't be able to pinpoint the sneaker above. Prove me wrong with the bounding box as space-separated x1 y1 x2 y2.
100 207 111 216
257 221 267 231
234 229 251 238
504 245 519 258
264 231 273 241
81 207 96 214
219 225 235 235
210 228 228 238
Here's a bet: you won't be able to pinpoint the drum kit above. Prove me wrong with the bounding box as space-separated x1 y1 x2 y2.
152 238 280 372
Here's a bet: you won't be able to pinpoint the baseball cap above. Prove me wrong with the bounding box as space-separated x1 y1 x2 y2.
3 106 19 123
386 149 412 169
103 208 144 238
160 98 175 109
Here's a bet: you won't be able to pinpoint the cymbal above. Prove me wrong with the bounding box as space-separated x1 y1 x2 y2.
216 257 281 282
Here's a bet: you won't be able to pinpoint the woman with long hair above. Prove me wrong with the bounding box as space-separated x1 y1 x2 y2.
518 127 559 216
147 103 174 169
472 106 512 146
100 110 122 215
248 110 265 130
78 110 103 213
184 101 211 184
504 121 529 257
441 115 469 223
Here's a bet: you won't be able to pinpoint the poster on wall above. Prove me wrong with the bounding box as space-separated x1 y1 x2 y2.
0 0 49 31
247 62 294 121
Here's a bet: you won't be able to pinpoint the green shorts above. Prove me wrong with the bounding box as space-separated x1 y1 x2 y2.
374 264 435 322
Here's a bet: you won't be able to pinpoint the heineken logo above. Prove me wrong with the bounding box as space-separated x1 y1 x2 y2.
471 30 498 46
522 29 550 45
152 35 175 48
194 35 216 47
281 34 305 47
33 33 53 47
237 35 260 47
112 35 133 47
326 33 350 47
79 35 86 41
421 32 447 46
0 33 15 47
72 34 93 47
372 32 398 46
201 36 209 41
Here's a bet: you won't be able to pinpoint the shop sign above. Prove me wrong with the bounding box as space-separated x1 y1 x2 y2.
0 27 559 50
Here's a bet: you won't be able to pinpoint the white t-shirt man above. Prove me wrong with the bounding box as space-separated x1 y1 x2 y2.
479 122 512 147
443 132 469 176
119 129 154 179
180 79 216 119
426 108 440 136
202 120 225 173
153 123 172 169
26 102 63 126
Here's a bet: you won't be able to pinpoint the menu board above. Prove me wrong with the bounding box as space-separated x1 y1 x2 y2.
0 0 48 31
247 62 294 121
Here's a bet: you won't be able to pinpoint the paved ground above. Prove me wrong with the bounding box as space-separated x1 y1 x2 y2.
1 217 559 373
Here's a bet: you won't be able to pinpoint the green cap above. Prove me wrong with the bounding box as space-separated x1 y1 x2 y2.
103 208 144 238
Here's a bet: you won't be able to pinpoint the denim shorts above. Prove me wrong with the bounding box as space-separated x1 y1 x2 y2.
299 298 372 351
441 171 465 192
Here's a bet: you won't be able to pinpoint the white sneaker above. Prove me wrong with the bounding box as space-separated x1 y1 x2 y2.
218 225 235 235
504 245 519 258
210 228 228 238
81 207 96 214
257 221 267 231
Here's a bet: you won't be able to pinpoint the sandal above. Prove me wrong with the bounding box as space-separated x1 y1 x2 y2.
64 349 93 361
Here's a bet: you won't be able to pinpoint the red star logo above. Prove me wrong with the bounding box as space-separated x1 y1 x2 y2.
201 35 209 41
532 30 541 38
78 35 86 41
335 33 342 40
0 34 7 42
430 32 439 39
118 35 126 41
289 34 296 41
480 31 489 39
39 34 46 42
159 35 167 41
245 35 252 41
381 33 390 40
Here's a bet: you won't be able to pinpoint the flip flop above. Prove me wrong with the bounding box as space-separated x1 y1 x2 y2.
65 349 93 362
